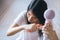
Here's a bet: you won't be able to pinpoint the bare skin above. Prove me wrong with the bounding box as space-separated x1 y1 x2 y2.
6 10 58 40
6 23 24 36
6 10 41 36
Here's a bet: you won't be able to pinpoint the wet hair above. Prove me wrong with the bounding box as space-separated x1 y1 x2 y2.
27 0 47 25
26 0 47 36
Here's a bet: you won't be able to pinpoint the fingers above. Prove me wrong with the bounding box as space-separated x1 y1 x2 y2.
36 24 42 30
42 28 58 40
44 23 52 28
42 23 53 31
42 23 54 39
42 23 53 36
26 24 37 32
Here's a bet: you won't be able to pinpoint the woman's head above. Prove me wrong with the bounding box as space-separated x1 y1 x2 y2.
27 0 47 25
27 10 40 24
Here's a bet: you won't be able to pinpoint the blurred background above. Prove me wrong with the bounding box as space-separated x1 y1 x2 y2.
0 0 60 40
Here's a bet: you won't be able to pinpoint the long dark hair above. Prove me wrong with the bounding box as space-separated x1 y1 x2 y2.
26 0 47 36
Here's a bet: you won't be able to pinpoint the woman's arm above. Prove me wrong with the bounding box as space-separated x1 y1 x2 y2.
6 26 24 36
6 23 24 36
6 23 36 36
6 11 27 36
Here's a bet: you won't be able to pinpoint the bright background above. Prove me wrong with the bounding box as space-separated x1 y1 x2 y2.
0 0 60 40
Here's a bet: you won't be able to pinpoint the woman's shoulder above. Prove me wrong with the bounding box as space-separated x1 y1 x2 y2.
14 10 27 25
16 10 27 20
19 10 27 16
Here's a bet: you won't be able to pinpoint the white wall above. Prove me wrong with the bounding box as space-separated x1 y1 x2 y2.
0 0 15 19
0 0 60 40
0 0 31 40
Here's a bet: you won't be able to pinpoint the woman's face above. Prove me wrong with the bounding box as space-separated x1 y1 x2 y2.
27 10 39 23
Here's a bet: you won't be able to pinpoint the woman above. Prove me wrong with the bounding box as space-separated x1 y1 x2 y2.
6 0 58 40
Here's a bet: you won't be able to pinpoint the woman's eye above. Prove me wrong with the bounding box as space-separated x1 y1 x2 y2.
28 13 30 16
27 14 30 17
32 17 36 19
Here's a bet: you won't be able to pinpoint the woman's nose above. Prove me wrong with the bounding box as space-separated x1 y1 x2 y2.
29 16 33 20
29 16 32 19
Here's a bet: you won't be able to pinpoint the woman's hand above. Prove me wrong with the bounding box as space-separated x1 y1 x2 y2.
26 23 42 32
26 24 38 32
42 23 58 40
